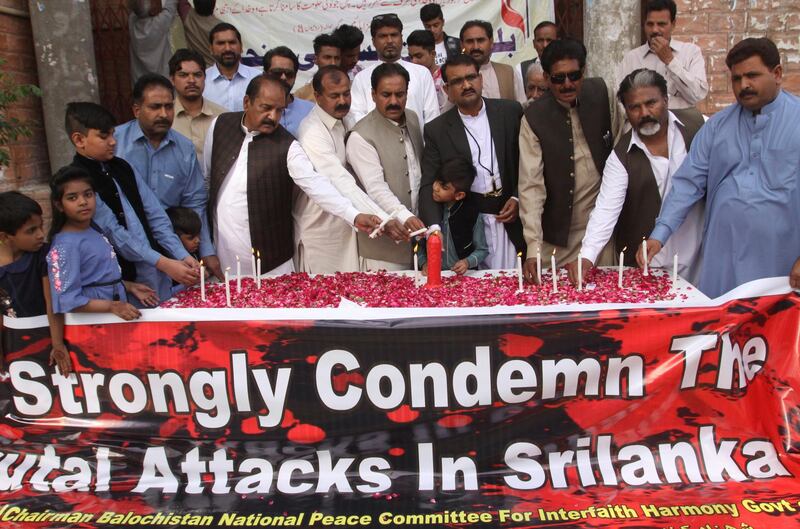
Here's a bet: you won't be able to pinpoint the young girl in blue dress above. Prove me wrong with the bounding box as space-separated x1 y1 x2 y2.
47 166 153 320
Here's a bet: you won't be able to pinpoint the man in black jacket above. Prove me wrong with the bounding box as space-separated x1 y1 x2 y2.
419 55 525 270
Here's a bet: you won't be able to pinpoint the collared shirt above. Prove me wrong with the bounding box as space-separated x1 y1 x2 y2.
432 67 452 112
114 120 214 259
280 96 314 137
298 105 387 218
128 0 177 81
172 96 227 163
203 62 262 111
617 40 708 109
346 60 440 130
203 117 361 273
582 111 703 282
457 100 517 269
479 62 526 104
346 117 421 223
651 90 800 297
92 162 189 304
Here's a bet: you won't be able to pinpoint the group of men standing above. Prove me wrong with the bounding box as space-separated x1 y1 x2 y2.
108 0 799 299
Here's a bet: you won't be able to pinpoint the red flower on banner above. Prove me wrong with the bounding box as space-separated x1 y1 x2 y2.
501 0 526 35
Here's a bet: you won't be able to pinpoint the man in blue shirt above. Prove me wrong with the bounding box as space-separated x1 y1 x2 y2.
639 38 800 296
116 73 223 280
203 22 261 111
263 46 314 137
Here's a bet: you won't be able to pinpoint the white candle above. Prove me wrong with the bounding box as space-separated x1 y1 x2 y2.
516 252 523 292
577 251 583 291
224 267 231 307
536 246 542 284
200 260 206 301
256 250 261 289
236 255 241 294
618 247 626 288
551 250 557 293
642 238 648 276
413 244 419 287
250 248 257 282
673 253 678 286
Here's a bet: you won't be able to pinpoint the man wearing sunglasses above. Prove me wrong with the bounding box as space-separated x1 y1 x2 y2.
347 13 440 131
518 38 623 284
263 46 314 137
418 55 525 270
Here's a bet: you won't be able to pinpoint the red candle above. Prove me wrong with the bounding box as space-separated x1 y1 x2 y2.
425 228 442 288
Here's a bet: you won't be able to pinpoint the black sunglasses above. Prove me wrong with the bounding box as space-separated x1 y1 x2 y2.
372 13 400 22
549 70 583 84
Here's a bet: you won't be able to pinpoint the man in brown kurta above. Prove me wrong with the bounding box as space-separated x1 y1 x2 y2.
518 39 622 283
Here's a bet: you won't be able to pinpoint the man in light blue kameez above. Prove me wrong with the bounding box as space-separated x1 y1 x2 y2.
639 38 800 297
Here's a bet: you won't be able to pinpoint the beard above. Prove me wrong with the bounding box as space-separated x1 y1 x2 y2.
638 121 662 136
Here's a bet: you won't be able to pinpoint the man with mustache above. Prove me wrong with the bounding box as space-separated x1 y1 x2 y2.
347 13 439 130
460 20 526 104
115 73 222 281
203 22 261 111
264 46 315 137
518 39 622 284
347 63 427 271
565 69 705 286
294 66 404 273
518 21 558 82
617 0 707 109
639 38 800 296
169 48 226 164
418 54 525 269
204 74 382 276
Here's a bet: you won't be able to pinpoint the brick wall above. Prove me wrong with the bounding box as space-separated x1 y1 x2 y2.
0 0 51 218
672 0 800 114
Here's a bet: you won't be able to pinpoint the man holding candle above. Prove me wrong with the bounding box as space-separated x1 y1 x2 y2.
346 63 427 271
519 39 623 284
203 74 382 276
295 66 407 273
566 69 705 286
115 73 223 281
639 38 800 296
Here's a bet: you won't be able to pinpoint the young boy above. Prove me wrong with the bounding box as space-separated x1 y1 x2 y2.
407 29 450 112
419 158 488 275
166 206 201 258
0 192 70 374
65 102 200 306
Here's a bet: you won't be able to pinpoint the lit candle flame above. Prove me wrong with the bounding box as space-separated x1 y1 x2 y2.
517 251 522 257
622 246 627 252
414 243 418 253
257 250 260 258
552 248 556 256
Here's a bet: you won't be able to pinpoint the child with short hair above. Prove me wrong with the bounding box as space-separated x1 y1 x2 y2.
47 166 156 320
0 191 70 374
65 102 199 307
419 158 488 275
166 206 201 258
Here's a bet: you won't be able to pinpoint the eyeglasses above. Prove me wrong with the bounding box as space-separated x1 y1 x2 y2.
549 70 583 84
446 73 480 87
372 13 399 22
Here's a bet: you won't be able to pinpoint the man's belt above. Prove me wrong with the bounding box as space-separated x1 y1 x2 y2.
472 190 505 215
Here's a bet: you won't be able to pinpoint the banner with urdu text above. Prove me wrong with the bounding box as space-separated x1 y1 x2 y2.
216 0 554 82
0 287 799 527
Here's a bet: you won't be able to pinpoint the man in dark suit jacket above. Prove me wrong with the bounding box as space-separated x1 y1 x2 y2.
419 55 525 269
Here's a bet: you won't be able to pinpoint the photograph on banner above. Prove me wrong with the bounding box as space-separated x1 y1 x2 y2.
214 0 554 85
